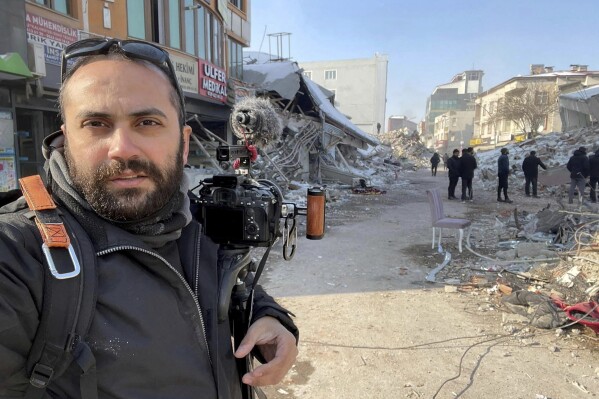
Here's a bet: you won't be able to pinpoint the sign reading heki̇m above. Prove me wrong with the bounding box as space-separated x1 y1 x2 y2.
199 60 227 103
169 53 198 93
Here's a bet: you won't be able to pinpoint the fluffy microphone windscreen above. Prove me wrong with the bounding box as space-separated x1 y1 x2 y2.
230 97 283 151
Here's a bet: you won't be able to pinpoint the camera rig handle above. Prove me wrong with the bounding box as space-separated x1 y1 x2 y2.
217 246 252 323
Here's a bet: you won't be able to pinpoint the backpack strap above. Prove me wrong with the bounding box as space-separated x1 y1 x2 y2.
19 175 98 399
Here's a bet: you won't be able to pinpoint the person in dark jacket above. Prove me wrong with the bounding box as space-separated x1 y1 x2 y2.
442 152 449 170
430 152 441 176
446 149 461 199
588 149 599 202
459 148 477 201
521 150 547 197
497 148 513 203
567 147 590 204
0 39 298 398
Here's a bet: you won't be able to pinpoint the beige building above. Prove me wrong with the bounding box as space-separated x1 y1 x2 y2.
433 110 475 153
472 64 599 150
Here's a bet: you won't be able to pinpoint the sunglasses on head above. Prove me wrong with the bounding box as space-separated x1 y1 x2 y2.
61 38 186 119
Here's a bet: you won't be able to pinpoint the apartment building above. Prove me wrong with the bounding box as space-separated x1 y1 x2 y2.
433 110 475 153
299 53 388 135
472 64 599 150
0 0 250 190
387 115 417 133
424 70 483 149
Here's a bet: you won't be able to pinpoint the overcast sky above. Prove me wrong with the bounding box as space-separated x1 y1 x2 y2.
247 0 599 123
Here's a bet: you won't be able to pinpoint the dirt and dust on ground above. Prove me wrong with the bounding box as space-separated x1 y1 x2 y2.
258 167 599 399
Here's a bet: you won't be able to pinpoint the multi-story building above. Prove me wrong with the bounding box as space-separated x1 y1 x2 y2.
433 110 474 154
387 115 417 133
0 0 250 191
424 70 483 150
472 64 599 150
299 53 388 135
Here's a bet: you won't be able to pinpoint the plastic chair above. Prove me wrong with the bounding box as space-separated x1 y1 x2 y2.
426 188 472 253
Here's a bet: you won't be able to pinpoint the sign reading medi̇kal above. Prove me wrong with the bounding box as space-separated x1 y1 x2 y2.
169 53 199 94
26 12 78 66
199 60 227 103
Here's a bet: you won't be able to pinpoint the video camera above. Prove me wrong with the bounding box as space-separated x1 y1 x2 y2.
192 145 326 249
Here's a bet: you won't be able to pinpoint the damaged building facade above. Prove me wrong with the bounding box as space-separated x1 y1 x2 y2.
210 60 381 186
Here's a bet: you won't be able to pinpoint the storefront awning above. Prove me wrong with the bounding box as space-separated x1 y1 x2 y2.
0 53 33 81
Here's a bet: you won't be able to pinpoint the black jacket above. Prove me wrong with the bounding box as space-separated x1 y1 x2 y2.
0 197 297 398
567 150 590 178
459 153 477 179
446 155 461 179
589 153 599 178
497 154 510 176
522 155 547 178
430 153 440 166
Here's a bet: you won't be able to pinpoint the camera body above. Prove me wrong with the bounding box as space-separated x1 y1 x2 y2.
193 173 282 247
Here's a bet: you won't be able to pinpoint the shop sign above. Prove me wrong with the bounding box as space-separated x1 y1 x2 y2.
497 132 512 142
26 12 78 66
514 134 527 142
169 53 199 94
199 60 227 103
469 137 483 146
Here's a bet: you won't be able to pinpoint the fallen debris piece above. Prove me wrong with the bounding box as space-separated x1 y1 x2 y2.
501 291 568 329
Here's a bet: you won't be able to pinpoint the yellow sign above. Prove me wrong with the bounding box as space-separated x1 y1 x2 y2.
514 134 526 142
469 138 483 145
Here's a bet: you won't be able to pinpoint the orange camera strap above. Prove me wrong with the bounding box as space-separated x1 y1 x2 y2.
19 175 80 279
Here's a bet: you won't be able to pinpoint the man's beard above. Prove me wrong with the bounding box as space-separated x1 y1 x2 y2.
65 141 184 221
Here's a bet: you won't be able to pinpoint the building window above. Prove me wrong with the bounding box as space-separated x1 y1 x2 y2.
229 0 244 11
127 0 146 39
35 0 71 15
535 91 549 105
197 5 207 59
325 70 336 80
184 0 195 54
168 0 181 49
227 38 243 80
304 71 312 79
467 71 479 80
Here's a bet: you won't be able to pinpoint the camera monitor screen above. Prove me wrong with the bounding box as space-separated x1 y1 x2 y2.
204 207 244 243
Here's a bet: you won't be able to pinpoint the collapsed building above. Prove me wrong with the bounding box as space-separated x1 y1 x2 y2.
185 61 381 188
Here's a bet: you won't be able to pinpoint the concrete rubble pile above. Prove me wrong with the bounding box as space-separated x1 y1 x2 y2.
474 125 599 194
429 125 599 334
378 129 433 170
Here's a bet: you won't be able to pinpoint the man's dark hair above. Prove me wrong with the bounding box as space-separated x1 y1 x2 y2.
530 150 536 156
59 46 185 128
453 149 460 155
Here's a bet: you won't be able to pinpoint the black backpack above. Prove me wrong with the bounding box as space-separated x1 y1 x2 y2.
17 175 99 399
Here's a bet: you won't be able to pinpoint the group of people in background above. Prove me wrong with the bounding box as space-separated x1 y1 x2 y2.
432 145 599 205
441 147 478 202
566 146 599 204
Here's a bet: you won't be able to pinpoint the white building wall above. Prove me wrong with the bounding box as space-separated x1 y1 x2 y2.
300 54 388 135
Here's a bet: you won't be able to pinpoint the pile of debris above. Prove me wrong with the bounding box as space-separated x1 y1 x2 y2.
475 125 599 193
377 129 433 170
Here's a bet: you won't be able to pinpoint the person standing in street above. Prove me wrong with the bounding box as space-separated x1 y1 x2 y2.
430 152 441 176
459 148 477 202
589 149 599 203
442 152 449 170
446 149 461 200
497 148 513 203
521 150 547 198
567 147 590 204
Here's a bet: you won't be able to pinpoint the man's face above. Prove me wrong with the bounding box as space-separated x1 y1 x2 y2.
61 59 191 221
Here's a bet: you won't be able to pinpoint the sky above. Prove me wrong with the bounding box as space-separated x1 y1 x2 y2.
247 0 599 123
